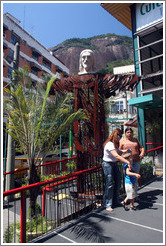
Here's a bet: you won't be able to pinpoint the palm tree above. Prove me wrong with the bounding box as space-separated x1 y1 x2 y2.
3 68 86 217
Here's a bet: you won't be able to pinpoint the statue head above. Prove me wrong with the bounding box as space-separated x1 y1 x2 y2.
78 49 96 75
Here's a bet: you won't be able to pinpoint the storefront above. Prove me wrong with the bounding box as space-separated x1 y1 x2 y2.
101 3 163 150
130 3 163 149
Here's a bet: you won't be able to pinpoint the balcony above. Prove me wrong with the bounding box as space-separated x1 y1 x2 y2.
3 33 8 47
5 54 13 64
30 72 43 83
30 61 42 71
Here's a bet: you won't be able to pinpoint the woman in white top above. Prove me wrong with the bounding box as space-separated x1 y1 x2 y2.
102 128 131 212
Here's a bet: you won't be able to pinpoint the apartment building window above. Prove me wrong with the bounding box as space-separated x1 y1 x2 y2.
127 104 136 115
111 101 123 114
3 25 8 39
32 52 39 62
22 40 26 45
42 58 51 70
139 28 163 75
31 68 38 76
6 49 14 63
11 33 20 45
32 80 37 87
137 25 163 98
3 30 6 39
32 47 41 62
7 66 13 78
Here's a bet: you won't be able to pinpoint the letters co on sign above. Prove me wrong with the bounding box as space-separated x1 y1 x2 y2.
136 3 163 31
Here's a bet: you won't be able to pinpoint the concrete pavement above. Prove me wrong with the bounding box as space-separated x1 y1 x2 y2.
31 175 164 244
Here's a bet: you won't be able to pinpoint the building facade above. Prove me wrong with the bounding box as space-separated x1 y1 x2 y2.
107 64 137 134
3 12 70 163
101 3 163 151
3 12 69 89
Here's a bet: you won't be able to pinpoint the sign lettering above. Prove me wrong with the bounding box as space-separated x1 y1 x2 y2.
136 3 163 31
140 3 163 15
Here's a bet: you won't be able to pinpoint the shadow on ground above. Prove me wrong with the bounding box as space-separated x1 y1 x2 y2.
70 211 113 243
35 208 114 243
137 189 163 210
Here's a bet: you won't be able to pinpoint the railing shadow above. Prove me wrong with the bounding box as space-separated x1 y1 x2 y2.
137 189 163 210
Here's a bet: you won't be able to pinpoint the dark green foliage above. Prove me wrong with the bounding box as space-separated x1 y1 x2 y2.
4 217 52 243
4 224 15 243
28 202 41 219
3 67 86 218
52 33 132 51
140 157 154 184
61 37 97 51
66 160 77 173
40 174 58 181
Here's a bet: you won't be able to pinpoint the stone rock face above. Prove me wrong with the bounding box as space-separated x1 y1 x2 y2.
49 35 134 75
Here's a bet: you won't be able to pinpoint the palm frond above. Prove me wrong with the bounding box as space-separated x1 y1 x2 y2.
35 76 58 143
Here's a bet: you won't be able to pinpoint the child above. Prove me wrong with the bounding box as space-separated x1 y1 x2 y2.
121 156 141 211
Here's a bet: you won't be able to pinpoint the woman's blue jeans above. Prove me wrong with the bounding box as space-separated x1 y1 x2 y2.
102 161 121 208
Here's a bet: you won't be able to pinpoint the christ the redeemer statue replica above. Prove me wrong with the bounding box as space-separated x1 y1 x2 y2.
50 49 139 182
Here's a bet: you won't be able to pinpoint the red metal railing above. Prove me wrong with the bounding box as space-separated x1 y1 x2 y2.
146 145 163 153
3 158 41 179
3 145 163 243
146 142 163 145
42 176 77 217
3 156 77 191
137 144 163 186
4 156 77 177
40 156 77 176
144 144 163 178
3 164 104 243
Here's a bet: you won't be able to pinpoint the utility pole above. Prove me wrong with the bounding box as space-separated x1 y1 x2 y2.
5 42 20 197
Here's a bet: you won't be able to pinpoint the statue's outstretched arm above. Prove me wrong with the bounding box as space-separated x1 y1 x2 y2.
47 75 73 95
103 74 140 98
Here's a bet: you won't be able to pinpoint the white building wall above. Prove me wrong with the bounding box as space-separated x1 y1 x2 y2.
113 64 135 75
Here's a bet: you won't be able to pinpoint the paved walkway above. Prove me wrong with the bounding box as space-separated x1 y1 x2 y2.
32 175 164 244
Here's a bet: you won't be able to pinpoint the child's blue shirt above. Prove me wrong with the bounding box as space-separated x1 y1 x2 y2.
124 163 137 184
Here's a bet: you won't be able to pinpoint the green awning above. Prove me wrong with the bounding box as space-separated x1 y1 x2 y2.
106 118 132 122
129 94 163 109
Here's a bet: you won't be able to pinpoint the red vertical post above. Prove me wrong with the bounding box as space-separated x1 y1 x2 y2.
20 190 26 243
42 188 46 217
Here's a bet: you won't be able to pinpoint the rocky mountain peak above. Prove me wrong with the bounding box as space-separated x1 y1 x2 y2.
49 34 134 75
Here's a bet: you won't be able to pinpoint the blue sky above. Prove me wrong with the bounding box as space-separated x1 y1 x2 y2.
2 2 132 49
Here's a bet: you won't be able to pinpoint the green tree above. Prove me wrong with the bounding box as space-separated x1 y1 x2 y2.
3 68 86 217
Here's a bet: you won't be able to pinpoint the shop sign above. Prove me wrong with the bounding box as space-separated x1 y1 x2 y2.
136 3 163 31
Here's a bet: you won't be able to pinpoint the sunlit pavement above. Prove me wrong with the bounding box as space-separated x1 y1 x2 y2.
32 175 164 244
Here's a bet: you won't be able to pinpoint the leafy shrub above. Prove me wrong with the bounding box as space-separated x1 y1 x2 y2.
4 217 52 243
40 174 58 182
140 156 154 184
66 160 77 173
4 224 15 243
28 202 41 219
